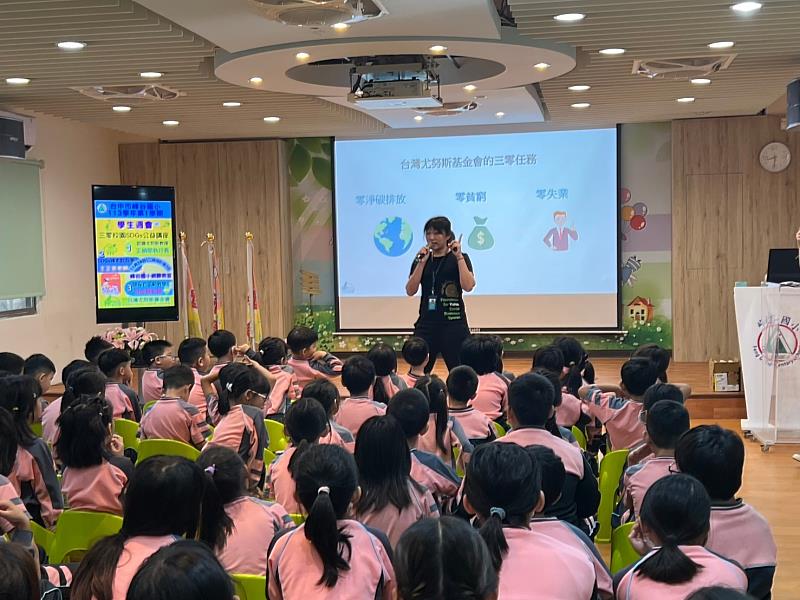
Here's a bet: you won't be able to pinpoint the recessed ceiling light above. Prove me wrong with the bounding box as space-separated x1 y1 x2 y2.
495 111 505 118
263 116 281 123
599 48 626 55
249 76 263 85
691 78 712 85
571 102 591 109
222 101 242 107
731 2 762 13
331 22 350 31
676 97 696 103
534 62 551 71
414 115 424 122
568 84 591 91
429 45 448 53
57 41 87 50
140 71 163 79
162 120 180 126
554 13 585 22
463 84 477 92
5 77 30 85
295 52 310 60
708 41 735 49
112 106 132 113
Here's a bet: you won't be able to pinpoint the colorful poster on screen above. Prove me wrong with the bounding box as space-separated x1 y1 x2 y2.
94 200 176 310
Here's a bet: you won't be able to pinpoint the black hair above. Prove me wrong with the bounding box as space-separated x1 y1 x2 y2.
127 540 235 600
257 336 289 366
301 379 340 417
23 353 56 378
367 343 399 406
525 445 565 509
464 443 542 571
285 398 329 479
72 456 207 600
196 447 243 552
216 363 270 416
162 365 196 391
531 345 565 374
55 395 113 468
675 425 744 501
97 348 132 378
646 400 690 450
0 407 18 475
84 336 114 363
685 587 755 600
446 365 479 405
423 216 454 241
401 337 429 368
286 326 318 354
0 375 40 447
387 388 430 438
636 474 710 585
633 343 671 383
341 355 376 396
0 352 24 375
395 517 498 600
207 330 236 359
459 335 500 376
293 444 358 588
643 383 685 411
178 338 208 367
552 336 591 396
621 357 659 397
61 367 106 415
507 372 555 428
141 340 173 366
531 368 567 440
0 542 39 600
61 359 92 388
414 375 449 455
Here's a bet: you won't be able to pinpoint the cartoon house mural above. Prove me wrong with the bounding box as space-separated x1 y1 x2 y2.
628 296 655 324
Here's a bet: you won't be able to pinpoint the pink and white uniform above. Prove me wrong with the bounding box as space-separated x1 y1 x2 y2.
61 457 132 516
140 397 211 449
335 396 386 438
357 480 439 547
287 353 343 391
622 456 676 520
470 372 510 421
582 387 645 450
112 535 178 600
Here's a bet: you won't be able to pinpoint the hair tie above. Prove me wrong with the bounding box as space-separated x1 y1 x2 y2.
489 506 506 521
204 465 216 475
225 382 233 392
317 486 330 496
568 361 576 367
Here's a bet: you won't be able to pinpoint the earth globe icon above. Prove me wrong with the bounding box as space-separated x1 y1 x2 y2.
373 217 413 257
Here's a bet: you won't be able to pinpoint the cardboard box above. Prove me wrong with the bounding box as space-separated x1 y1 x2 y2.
709 359 741 392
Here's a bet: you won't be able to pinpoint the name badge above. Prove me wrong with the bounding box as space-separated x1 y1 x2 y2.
427 296 437 311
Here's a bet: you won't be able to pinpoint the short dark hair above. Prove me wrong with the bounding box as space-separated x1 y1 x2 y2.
207 330 236 359
97 348 132 377
301 380 340 417
446 365 479 404
633 343 671 382
621 357 659 396
23 354 55 377
341 356 376 396
401 337 429 367
286 326 318 353
525 445 565 509
61 359 92 388
646 400 689 450
0 353 24 375
459 334 500 375
178 338 207 367
141 340 172 366
531 345 565 373
84 336 113 363
685 587 754 600
423 216 454 241
643 383 685 411
675 425 744 501
162 365 195 391
258 337 289 366
508 372 555 427
387 388 430 437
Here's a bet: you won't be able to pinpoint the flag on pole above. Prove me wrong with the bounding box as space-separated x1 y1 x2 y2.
179 232 203 338
204 232 225 331
245 232 263 347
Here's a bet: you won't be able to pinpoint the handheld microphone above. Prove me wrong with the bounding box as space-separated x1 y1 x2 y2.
416 245 431 262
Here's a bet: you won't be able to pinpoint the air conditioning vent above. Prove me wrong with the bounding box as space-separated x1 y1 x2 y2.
73 84 185 102
249 0 387 28
632 54 736 80
416 101 478 117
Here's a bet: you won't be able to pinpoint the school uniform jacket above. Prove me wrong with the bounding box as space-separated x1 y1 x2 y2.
140 397 211 449
204 404 269 487
9 439 63 527
287 353 343 391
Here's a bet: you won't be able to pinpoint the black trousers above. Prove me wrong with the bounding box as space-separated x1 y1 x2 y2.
413 320 471 373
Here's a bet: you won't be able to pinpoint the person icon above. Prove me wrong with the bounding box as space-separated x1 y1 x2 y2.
543 210 578 252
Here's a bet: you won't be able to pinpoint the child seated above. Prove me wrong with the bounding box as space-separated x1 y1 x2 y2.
41 359 92 446
459 334 510 424
622 400 689 521
445 366 496 446
140 366 211 450
22 353 56 396
676 425 777 600
98 348 140 421
285 326 343 391
532 345 586 429
400 337 428 389
415 375 473 467
579 357 659 450
367 343 408 405
336 356 385 436
616 474 748 599
633 344 693 399
301 380 354 450
56 395 133 516
140 340 178 404
533 368 583 447
84 336 113 364
553 336 595 396
178 337 214 422
258 337 300 421
0 352 24 374
267 444 395 599
627 383 687 466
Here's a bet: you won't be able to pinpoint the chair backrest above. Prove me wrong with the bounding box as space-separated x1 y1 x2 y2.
571 425 587 450
231 574 267 600
263 448 277 467
596 449 630 543
48 510 124 563
114 418 140 451
289 513 305 525
31 521 55 557
452 446 465 478
264 419 289 452
136 438 201 465
30 421 43 438
143 400 157 414
491 421 506 439
610 522 641 573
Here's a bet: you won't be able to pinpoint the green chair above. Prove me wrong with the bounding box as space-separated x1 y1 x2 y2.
113 418 140 451
571 426 587 450
263 448 277 467
596 449 629 543
136 439 201 465
264 419 289 452
143 400 157 414
491 421 506 439
452 446 465 478
30 422 44 438
610 522 641 573
289 513 305 525
231 574 267 600
31 521 55 557
48 510 124 563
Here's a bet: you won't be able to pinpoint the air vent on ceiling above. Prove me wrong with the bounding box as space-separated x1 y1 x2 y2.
632 54 736 80
415 101 478 117
73 84 185 102
249 0 387 28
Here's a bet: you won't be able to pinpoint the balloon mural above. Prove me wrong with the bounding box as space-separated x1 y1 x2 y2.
620 188 647 240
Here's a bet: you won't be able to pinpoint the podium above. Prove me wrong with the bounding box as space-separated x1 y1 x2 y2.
734 286 800 449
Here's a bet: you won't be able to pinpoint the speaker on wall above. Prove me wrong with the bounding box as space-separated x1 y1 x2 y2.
788 78 800 131
0 116 25 159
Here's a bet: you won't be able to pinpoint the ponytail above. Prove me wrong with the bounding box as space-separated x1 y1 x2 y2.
198 467 234 552
366 344 398 406
287 439 312 478
217 363 267 416
305 487 352 587
0 407 18 475
55 395 112 468
552 337 588 396
285 398 328 478
372 377 390 406
0 375 39 446
636 541 701 584
414 376 448 455
478 507 509 572
196 447 245 552
72 533 128 600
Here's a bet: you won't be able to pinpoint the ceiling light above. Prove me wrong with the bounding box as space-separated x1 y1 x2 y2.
599 48 626 55
112 106 132 113
676 97 696 103
554 13 585 22
533 62 551 71
571 102 591 109
691 78 712 85
162 120 180 126
249 76 263 85
568 84 591 91
331 22 350 31
414 115 424 122
57 41 87 50
495 111 505 118
429 45 448 53
708 41 735 49
731 2 762 13
5 77 30 85
295 52 310 60
140 71 163 79
263 116 281 123
222 101 242 107
463 84 477 92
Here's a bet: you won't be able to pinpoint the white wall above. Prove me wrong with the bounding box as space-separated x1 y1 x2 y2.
0 113 152 379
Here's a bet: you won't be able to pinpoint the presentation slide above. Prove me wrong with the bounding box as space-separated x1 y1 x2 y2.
92 185 178 324
334 128 619 331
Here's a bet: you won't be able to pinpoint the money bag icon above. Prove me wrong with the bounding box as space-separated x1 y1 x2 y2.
468 217 494 250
